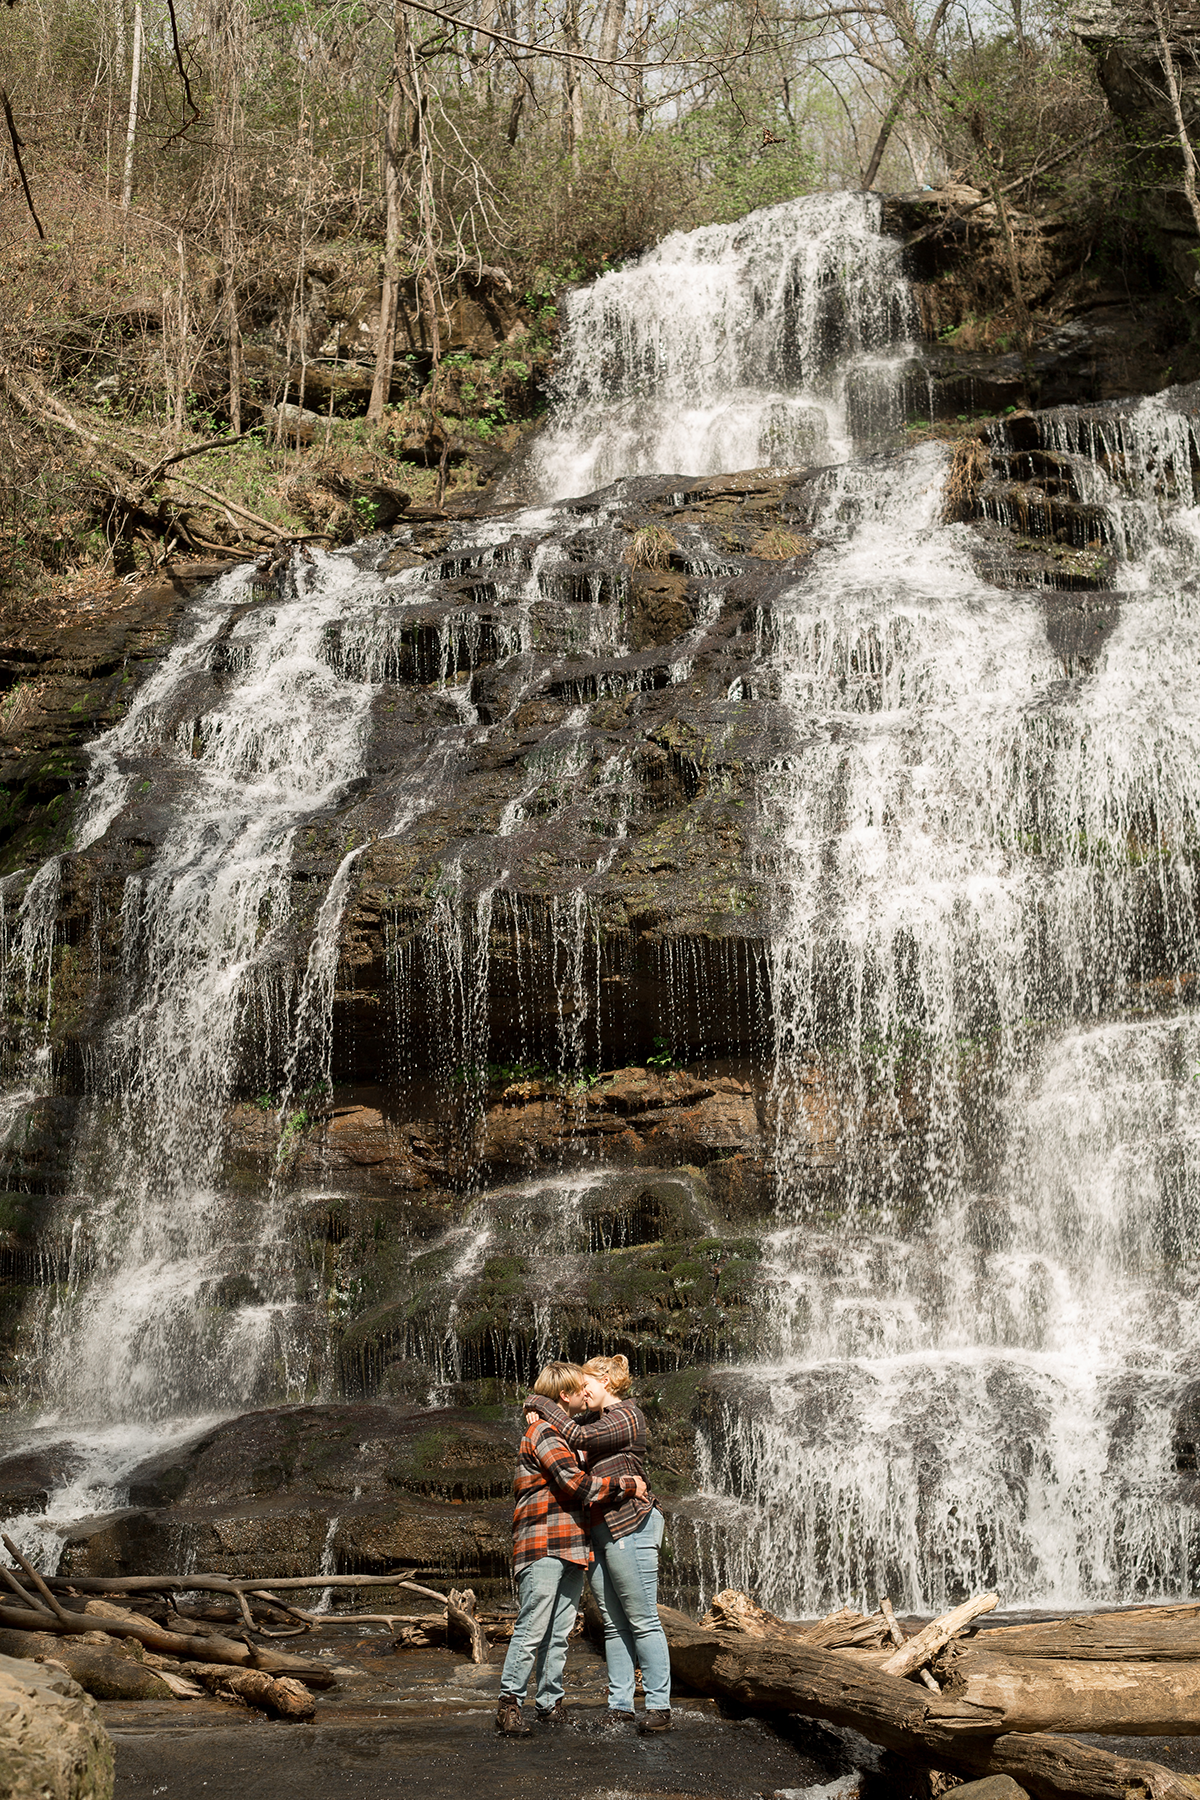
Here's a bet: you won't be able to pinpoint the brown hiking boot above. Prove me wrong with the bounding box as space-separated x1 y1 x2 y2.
605 1709 636 1726
495 1696 532 1737
535 1698 567 1725
638 1709 672 1733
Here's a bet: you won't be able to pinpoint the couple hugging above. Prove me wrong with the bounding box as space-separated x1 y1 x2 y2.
495 1351 672 1738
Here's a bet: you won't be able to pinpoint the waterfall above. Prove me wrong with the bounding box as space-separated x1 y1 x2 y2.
527 191 917 500
689 398 1200 1612
3 185 1199 1617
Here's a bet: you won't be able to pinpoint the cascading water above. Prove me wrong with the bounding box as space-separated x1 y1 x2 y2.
688 402 1200 1612
527 191 916 500
2 185 1199 1621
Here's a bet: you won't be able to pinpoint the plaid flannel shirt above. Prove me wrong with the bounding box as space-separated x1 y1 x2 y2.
511 1416 639 1575
526 1397 656 1541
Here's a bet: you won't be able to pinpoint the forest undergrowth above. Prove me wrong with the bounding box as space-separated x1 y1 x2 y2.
0 0 1167 620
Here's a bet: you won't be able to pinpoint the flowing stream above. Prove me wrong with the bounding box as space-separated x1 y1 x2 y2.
2 191 1199 1611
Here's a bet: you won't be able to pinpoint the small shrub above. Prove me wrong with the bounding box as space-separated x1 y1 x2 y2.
752 528 813 561
625 524 677 570
944 435 991 522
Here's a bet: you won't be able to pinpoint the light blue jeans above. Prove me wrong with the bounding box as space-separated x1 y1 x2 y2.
498 1556 585 1711
589 1508 672 1712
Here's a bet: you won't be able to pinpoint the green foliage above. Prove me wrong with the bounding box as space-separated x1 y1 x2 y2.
922 25 1119 220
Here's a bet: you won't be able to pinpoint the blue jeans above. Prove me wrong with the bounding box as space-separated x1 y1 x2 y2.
589 1508 671 1712
498 1556 585 1711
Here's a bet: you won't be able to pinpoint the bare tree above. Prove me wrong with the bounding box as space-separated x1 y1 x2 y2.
120 0 142 208
202 0 250 432
1151 0 1200 241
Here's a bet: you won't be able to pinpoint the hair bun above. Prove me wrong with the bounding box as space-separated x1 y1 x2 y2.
580 1351 633 1395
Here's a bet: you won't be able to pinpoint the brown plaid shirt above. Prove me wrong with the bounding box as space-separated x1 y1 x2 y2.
525 1397 656 1541
511 1417 639 1575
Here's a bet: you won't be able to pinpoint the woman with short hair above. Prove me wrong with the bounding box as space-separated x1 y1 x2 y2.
525 1352 672 1733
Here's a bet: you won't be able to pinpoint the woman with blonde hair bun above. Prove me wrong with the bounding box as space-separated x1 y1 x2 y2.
524 1350 671 1733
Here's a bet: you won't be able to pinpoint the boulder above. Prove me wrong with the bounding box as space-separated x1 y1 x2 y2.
0 1443 85 1515
0 1652 114 1800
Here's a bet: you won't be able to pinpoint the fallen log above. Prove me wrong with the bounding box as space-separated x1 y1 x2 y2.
46 1573 433 1596
183 1665 316 1720
42 1567 485 1661
880 1591 998 1679
659 1606 1200 1800
398 1581 485 1664
2 1536 73 1622
882 1596 941 1694
0 1599 336 1684
940 1650 1200 1736
975 1608 1200 1662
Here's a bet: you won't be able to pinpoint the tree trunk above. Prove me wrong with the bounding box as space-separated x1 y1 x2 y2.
942 1651 1200 1736
563 0 584 168
369 3 412 425
628 0 645 132
658 1607 1200 1800
596 0 625 128
861 0 953 190
120 0 142 209
1152 0 1200 242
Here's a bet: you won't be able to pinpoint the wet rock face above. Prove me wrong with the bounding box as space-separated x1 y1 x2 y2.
0 562 234 876
884 186 1199 408
3 366 1193 1586
49 1403 515 1589
34 1386 710 1589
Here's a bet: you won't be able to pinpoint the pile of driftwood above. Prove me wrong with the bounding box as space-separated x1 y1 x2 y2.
0 1534 489 1720
661 1588 1200 1800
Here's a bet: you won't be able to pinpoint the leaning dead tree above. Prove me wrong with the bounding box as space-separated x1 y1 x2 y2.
660 1589 1200 1800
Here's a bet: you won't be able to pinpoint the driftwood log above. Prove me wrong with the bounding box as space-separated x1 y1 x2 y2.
881 1591 998 1678
659 1606 1200 1800
930 1604 1200 1737
42 1569 485 1663
36 1565 486 1661
941 1652 1200 1736
0 1598 337 1681
0 1545 493 1721
968 1608 1200 1662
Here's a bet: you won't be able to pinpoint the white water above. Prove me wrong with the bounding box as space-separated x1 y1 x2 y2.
529 191 916 500
2 191 1199 1616
5 548 502 1448
686 398 1200 1611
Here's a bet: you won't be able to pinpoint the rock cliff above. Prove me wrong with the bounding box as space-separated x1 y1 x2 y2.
0 211 1194 1594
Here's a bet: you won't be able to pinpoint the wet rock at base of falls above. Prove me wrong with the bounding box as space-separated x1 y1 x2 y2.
47 1402 514 1589
26 1647 164 1704
33 1384 711 1589
0 1443 86 1516
0 1651 114 1800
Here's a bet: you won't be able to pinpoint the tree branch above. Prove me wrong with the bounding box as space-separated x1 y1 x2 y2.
0 86 44 238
